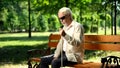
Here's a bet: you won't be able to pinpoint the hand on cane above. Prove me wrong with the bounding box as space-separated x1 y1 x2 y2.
59 29 66 37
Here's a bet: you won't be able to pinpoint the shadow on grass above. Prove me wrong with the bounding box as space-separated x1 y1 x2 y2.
85 50 97 59
84 50 107 61
0 43 48 65
0 44 107 65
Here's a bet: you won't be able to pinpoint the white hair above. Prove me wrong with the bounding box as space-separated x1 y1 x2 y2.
58 7 72 16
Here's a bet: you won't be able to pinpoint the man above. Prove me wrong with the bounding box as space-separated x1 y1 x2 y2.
39 7 84 68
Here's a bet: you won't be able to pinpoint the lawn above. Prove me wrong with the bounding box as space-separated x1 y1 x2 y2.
0 32 120 68
0 32 52 68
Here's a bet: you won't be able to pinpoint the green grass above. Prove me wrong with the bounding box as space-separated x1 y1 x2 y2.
0 32 51 47
0 31 120 68
0 32 52 67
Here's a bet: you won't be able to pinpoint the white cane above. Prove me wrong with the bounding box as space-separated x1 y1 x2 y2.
59 26 64 68
60 37 63 68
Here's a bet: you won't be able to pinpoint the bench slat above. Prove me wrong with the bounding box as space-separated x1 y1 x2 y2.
49 34 61 40
84 43 120 51
85 35 120 42
74 62 102 68
48 42 59 47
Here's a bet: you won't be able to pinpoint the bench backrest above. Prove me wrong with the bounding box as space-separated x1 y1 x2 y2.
84 35 120 51
48 34 61 47
48 34 120 51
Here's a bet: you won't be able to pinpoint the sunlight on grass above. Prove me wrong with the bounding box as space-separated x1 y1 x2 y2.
0 32 52 47
0 32 51 37
85 51 120 62
0 41 47 47
86 27 120 35
0 64 27 68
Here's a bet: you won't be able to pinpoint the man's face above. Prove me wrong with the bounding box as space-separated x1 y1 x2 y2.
58 12 68 26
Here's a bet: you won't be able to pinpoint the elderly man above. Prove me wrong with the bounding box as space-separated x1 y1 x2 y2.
39 7 84 68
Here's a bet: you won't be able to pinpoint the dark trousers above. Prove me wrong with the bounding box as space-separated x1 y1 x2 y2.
38 52 77 68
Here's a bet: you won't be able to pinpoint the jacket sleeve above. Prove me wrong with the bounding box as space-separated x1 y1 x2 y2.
64 24 84 46
54 38 63 58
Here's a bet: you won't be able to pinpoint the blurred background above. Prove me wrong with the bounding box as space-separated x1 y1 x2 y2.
0 0 120 68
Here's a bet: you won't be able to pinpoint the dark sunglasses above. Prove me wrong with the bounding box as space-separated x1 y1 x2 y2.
59 16 66 20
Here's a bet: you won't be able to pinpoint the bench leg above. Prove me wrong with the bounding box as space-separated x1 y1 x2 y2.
28 60 32 68
33 63 40 68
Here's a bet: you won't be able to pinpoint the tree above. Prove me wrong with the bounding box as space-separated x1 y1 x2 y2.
0 0 120 35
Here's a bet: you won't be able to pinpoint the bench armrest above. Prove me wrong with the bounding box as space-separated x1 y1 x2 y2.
101 56 120 68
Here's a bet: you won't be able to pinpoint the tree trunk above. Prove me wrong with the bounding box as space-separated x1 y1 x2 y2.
65 0 69 7
28 0 31 38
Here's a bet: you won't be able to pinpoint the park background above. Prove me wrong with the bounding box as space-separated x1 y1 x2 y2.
0 0 120 68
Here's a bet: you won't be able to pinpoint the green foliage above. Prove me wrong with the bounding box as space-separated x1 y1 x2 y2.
48 15 59 31
37 15 46 31
0 0 120 34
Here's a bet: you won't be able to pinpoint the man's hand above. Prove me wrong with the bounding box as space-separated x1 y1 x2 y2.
52 57 58 61
59 29 66 36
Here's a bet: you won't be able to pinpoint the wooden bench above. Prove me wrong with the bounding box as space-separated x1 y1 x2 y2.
27 34 120 68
